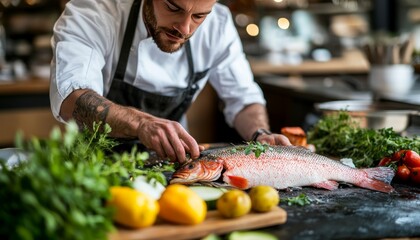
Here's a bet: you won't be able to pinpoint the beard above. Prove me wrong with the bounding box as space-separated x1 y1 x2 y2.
143 0 192 53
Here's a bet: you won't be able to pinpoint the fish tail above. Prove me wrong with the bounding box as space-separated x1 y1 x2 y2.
363 167 395 184
355 167 395 193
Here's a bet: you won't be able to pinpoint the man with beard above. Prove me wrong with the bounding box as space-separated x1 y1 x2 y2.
50 0 291 163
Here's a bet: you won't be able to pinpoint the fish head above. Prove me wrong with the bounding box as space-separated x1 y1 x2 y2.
170 159 223 184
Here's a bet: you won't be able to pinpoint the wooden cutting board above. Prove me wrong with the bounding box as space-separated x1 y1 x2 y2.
110 206 287 240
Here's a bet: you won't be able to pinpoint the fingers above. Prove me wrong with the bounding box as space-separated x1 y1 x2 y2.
150 127 187 163
256 136 272 145
137 118 200 163
198 145 206 151
145 134 167 160
161 134 183 162
257 133 291 146
180 132 200 159
275 134 292 146
152 141 166 160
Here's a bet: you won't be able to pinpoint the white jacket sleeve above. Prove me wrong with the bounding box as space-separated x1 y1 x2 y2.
207 5 266 127
49 0 123 122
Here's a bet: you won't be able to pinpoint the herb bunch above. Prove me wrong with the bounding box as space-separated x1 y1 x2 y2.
244 142 273 158
282 193 311 206
0 121 173 240
307 112 420 168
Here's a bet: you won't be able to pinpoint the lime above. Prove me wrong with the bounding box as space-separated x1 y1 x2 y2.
249 185 279 212
217 189 251 218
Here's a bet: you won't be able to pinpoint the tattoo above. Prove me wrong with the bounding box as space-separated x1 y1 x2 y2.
73 91 110 129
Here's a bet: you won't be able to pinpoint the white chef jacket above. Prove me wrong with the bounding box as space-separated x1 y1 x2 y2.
50 0 265 127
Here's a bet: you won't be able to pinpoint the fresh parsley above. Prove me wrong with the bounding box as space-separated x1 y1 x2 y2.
283 193 312 206
0 121 174 240
244 141 273 158
307 112 420 168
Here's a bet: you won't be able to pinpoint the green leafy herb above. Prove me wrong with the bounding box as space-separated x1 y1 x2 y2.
0 121 174 240
387 161 398 171
283 193 311 206
307 112 420 168
244 142 273 158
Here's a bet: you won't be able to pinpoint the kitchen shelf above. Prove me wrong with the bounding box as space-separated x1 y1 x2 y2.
254 0 372 14
0 77 49 95
0 77 50 111
249 49 370 76
0 76 61 148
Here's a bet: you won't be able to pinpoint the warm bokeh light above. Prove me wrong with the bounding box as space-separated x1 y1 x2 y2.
246 24 259 37
26 0 38 5
274 0 284 2
277 17 290 29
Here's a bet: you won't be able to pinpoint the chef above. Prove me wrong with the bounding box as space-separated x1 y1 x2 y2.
49 0 291 163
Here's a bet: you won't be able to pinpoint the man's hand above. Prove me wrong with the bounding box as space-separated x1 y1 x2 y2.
61 89 202 163
136 115 201 163
255 133 291 146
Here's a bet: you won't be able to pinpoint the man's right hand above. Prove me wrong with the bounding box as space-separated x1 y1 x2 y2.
136 115 201 163
60 89 201 163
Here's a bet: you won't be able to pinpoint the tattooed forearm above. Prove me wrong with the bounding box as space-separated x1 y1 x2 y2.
73 91 111 128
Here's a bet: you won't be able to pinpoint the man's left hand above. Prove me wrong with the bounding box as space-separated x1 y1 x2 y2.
256 133 291 146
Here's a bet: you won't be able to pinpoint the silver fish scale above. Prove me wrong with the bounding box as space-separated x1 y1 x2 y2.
207 145 363 189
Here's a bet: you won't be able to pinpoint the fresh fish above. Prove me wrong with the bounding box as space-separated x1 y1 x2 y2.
170 145 395 193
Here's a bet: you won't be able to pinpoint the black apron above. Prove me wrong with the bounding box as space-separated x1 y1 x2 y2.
106 0 209 122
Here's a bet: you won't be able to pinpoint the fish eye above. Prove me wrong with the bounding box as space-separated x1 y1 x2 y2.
187 163 195 169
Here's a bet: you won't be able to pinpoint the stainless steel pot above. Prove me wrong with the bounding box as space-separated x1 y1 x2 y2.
314 100 420 133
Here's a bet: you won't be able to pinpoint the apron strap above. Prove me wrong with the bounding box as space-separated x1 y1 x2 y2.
185 40 194 84
113 0 141 82
107 0 203 123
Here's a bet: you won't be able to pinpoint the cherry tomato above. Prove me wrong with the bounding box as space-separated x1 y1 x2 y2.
391 150 408 161
378 157 395 167
402 150 420 168
396 165 411 182
410 167 420 185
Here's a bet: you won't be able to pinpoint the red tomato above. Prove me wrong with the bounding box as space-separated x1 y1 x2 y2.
410 167 420 185
396 165 411 182
402 150 420 168
392 150 408 161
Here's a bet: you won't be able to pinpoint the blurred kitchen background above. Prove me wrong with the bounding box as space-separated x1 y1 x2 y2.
0 0 419 147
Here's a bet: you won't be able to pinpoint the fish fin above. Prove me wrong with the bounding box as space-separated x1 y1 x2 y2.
363 167 395 184
356 167 395 193
340 158 356 168
226 175 249 189
311 180 339 190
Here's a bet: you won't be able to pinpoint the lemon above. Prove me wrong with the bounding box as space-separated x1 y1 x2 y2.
249 185 279 212
217 189 251 218
158 184 207 225
108 186 159 228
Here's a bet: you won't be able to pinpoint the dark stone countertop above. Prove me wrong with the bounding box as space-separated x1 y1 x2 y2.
118 141 420 240
263 183 420 240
